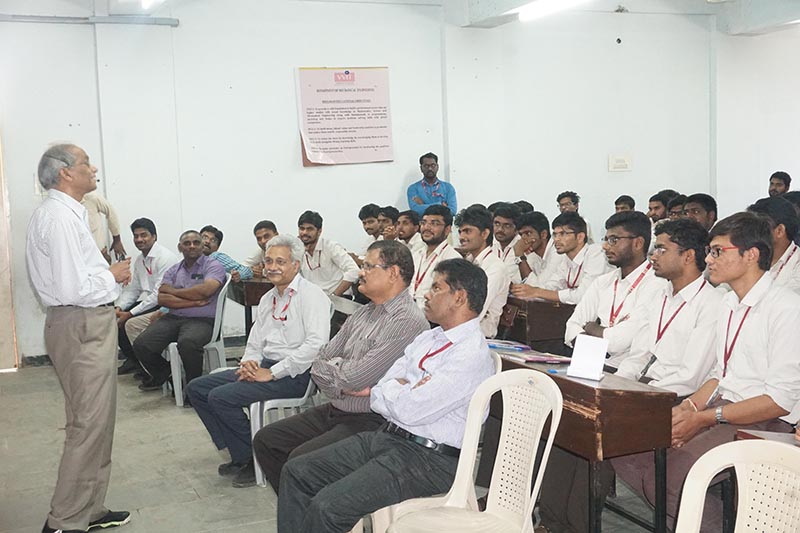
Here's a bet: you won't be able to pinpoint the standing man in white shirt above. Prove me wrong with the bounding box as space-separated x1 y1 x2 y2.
455 205 509 338
185 235 330 488
297 210 360 296
277 258 494 533
491 202 523 284
411 205 462 309
564 211 665 368
116 217 179 375
613 212 800 531
510 212 610 304
27 144 132 533
242 220 279 278
747 196 800 292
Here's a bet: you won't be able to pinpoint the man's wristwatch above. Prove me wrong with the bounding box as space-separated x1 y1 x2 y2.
515 255 527 265
715 406 729 424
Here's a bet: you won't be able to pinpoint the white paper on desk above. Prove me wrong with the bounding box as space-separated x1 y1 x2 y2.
567 334 607 381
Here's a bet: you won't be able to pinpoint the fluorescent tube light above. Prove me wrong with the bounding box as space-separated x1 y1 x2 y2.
514 0 592 22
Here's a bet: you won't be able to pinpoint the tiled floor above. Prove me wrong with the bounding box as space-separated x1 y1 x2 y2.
1 348 653 533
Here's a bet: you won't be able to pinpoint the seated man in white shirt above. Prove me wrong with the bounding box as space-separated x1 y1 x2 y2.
411 205 462 309
613 212 800 531
563 211 665 369
747 196 800 292
510 212 610 305
455 205 510 338
116 217 179 375
556 190 594 243
242 220 278 278
513 211 561 286
378 205 400 240
350 203 382 267
185 235 331 488
277 258 495 533
297 210 360 297
393 209 426 256
490 202 523 284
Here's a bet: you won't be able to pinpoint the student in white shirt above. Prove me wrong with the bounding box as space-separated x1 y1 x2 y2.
411 205 462 309
393 209 426 256
242 220 279 278
615 219 724 395
556 190 594 243
510 212 610 304
613 212 800 531
514 211 563 286
490 202 523 284
350 203 382 267
747 196 800 292
456 205 509 338
564 211 665 368
116 217 179 375
297 210 360 297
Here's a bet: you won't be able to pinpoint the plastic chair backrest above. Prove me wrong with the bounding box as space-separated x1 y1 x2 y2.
491 350 503 375
210 274 231 343
442 369 562 532
675 439 800 533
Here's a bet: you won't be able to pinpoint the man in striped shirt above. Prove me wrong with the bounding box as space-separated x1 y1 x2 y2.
252 240 429 493
200 224 253 282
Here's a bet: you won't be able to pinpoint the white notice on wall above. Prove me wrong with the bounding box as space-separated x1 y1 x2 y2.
296 67 394 165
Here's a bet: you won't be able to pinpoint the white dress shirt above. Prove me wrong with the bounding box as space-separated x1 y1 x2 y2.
616 276 724 396
492 234 522 284
27 189 121 307
565 260 667 368
240 274 331 380
243 247 265 268
410 241 462 309
403 232 427 257
524 239 564 287
712 273 800 421
543 243 611 305
370 317 494 448
471 247 510 339
301 237 360 295
769 243 800 293
116 241 179 315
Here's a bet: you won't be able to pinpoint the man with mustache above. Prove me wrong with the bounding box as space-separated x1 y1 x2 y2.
410 205 461 309
297 210 360 296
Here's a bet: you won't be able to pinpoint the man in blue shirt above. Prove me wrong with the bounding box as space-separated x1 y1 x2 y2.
407 152 457 217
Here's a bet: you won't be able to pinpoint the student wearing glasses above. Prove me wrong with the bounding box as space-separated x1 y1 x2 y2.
410 205 461 309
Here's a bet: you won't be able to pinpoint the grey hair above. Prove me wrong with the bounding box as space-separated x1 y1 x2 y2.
37 144 78 190
265 234 305 263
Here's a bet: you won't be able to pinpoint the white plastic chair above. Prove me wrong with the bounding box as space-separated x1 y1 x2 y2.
383 369 563 533
162 274 231 406
675 439 800 533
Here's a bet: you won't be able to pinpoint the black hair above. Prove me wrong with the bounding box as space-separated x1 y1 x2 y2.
771 171 792 188
667 194 688 212
398 209 420 226
518 211 551 238
655 218 710 272
433 258 488 315
684 193 718 216
298 210 323 229
747 197 800 243
419 152 438 165
659 189 681 202
358 203 381 221
648 192 669 206
367 240 415 287
423 204 453 227
486 201 504 215
781 191 800 213
709 212 773 271
492 202 522 228
179 229 201 241
454 206 494 246
378 206 400 224
557 191 580 205
130 217 156 236
551 212 587 237
614 195 635 209
200 225 223 245
514 200 534 213
605 211 652 251
253 220 277 234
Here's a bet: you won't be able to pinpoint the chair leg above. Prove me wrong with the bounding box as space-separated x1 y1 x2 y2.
170 345 183 407
721 468 736 533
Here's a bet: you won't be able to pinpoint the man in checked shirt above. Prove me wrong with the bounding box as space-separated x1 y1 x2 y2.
253 239 429 493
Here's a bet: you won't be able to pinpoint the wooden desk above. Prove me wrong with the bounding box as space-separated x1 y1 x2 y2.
502 296 575 354
227 278 273 337
479 357 676 533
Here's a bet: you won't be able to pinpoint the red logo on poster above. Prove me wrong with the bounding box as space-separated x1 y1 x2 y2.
334 70 355 83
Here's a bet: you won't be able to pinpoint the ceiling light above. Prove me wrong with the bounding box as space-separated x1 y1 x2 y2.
512 0 593 23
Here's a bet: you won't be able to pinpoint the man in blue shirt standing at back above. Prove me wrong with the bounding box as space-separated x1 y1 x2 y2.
407 152 457 217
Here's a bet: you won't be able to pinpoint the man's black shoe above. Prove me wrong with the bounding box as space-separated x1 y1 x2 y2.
218 461 247 477
133 370 147 381
232 460 256 488
88 510 131 530
138 376 167 391
117 359 139 375
42 521 86 533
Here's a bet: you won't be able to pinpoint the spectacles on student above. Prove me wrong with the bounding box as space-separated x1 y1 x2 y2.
552 230 576 239
361 262 389 272
705 245 739 258
420 220 445 228
602 235 637 246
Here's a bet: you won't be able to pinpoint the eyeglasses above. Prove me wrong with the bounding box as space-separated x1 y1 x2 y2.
264 258 291 267
361 262 389 272
602 235 637 246
420 220 445 228
552 230 576 239
705 245 739 258
651 245 685 257
493 222 515 231
668 211 684 219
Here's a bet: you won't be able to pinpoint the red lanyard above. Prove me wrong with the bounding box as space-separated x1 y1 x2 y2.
271 290 294 321
497 244 514 261
418 341 453 372
723 306 752 377
773 244 798 279
609 263 652 326
655 280 707 343
144 257 153 276
566 263 583 289
421 179 443 199
474 247 492 264
415 244 449 291
305 250 321 271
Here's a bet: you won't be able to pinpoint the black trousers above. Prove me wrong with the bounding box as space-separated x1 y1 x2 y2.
117 303 158 361
133 314 214 383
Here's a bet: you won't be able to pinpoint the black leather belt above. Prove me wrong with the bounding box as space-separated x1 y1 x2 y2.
383 422 460 458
